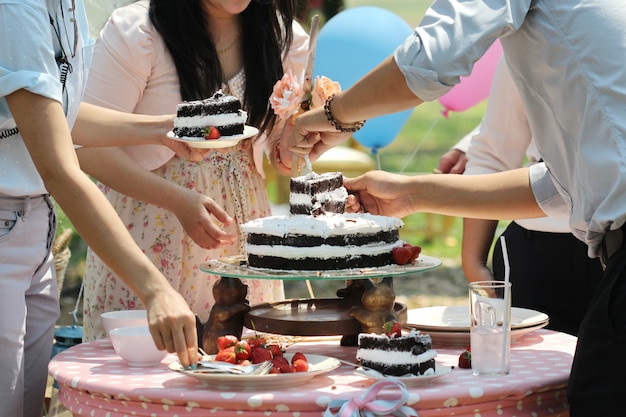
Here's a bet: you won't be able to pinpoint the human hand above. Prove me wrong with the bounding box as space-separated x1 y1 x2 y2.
162 135 209 162
288 106 352 160
144 288 199 368
344 171 416 218
435 149 467 174
171 189 237 249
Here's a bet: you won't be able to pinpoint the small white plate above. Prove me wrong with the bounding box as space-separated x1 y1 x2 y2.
407 306 549 332
418 321 549 347
168 353 340 390
354 362 451 386
167 125 259 149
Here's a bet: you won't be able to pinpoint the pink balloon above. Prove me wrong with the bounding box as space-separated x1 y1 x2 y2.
438 40 503 117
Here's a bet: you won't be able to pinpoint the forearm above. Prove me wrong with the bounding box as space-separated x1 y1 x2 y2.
54 174 173 300
77 146 187 212
407 168 545 220
331 56 423 124
72 102 173 147
8 91 172 303
461 218 499 282
77 146 236 250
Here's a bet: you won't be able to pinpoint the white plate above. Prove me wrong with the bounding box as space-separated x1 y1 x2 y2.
407 306 549 332
354 362 451 386
407 321 549 347
168 353 340 390
167 125 259 149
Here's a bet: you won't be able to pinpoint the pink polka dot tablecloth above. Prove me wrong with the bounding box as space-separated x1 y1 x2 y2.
48 329 574 417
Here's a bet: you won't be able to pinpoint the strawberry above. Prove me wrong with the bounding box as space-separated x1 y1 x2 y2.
392 243 422 265
203 126 221 140
248 336 267 351
290 352 307 364
280 364 296 373
267 344 283 357
269 365 281 374
392 245 414 265
272 356 289 368
383 320 402 338
234 340 251 361
458 347 472 369
292 358 309 372
217 335 238 351
406 243 421 261
250 346 272 364
215 346 236 364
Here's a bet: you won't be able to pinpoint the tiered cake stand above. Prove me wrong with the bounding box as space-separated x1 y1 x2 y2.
199 255 441 352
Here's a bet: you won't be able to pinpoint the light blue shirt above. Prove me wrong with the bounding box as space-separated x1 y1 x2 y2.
0 0 92 196
395 0 626 257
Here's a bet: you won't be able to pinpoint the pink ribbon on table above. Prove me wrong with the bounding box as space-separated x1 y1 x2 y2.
323 380 418 417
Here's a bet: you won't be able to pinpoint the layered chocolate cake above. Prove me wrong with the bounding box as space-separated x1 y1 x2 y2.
173 90 247 138
289 172 347 215
357 329 437 376
240 172 405 271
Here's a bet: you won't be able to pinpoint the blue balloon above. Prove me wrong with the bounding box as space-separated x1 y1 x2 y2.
314 7 414 153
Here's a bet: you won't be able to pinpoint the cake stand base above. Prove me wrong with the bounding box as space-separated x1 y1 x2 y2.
245 298 407 346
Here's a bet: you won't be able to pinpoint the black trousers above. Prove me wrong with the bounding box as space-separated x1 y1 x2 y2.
567 241 626 415
492 222 603 335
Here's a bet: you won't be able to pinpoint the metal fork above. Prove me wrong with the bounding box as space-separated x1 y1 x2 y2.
193 360 272 375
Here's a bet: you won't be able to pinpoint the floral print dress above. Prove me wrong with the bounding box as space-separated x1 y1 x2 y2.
82 71 284 341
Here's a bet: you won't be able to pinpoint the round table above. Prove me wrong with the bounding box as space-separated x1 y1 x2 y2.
48 329 574 417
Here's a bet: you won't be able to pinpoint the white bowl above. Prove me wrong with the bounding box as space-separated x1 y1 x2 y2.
101 310 148 336
109 326 167 366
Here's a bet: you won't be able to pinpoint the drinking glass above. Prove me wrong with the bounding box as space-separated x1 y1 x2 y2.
469 280 512 376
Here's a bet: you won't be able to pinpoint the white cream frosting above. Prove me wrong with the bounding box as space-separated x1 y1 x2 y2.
356 348 437 365
240 213 403 238
173 111 247 129
245 241 403 259
289 187 349 207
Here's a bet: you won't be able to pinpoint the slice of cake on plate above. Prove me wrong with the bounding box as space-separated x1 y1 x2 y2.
357 328 437 376
173 90 247 138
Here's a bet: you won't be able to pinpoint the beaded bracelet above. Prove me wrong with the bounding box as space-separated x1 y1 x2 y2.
324 94 366 133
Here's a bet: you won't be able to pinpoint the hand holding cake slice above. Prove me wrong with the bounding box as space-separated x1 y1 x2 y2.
173 90 247 138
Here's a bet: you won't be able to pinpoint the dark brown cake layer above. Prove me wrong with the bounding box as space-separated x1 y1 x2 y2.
290 172 343 195
360 359 436 376
246 230 400 247
174 123 243 138
176 92 241 117
358 334 432 353
290 200 346 216
246 252 394 271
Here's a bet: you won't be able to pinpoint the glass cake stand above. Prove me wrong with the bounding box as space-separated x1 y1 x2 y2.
199 254 441 280
199 255 442 349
